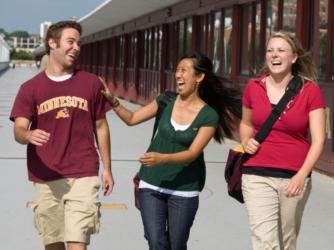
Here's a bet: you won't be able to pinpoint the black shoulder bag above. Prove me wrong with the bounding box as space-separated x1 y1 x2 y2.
224 75 302 203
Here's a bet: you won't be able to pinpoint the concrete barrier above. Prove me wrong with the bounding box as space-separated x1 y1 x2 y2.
0 61 9 73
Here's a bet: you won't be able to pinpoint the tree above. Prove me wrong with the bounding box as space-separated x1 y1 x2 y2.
0 27 9 40
9 30 30 38
10 48 16 58
10 49 33 60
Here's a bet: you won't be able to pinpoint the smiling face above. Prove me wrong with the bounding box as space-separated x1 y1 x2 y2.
175 58 204 95
265 37 298 77
49 27 81 70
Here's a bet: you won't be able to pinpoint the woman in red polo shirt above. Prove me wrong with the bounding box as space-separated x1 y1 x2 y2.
240 32 326 250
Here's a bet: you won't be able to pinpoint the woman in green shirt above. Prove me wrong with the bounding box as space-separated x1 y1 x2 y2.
101 52 241 250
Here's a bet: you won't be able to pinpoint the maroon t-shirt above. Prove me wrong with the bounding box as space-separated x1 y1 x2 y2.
10 70 110 182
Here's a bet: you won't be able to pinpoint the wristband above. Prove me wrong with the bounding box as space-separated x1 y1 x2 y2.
111 98 120 108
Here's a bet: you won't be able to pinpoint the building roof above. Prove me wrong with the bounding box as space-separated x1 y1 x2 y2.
78 0 183 37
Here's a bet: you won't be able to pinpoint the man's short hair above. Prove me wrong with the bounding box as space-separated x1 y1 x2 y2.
45 20 82 55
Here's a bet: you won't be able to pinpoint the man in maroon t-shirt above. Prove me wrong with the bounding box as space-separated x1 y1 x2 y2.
10 20 114 250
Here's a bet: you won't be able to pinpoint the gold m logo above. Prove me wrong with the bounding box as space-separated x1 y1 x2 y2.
56 108 70 119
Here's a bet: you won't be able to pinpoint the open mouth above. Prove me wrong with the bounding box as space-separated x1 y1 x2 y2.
67 52 78 61
177 81 185 89
271 61 282 66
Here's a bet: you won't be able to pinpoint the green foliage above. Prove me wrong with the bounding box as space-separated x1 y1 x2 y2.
8 30 30 38
319 33 327 75
10 49 33 60
0 27 9 40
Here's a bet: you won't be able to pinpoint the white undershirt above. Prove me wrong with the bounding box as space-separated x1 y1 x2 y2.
170 118 190 131
46 74 73 82
139 118 199 197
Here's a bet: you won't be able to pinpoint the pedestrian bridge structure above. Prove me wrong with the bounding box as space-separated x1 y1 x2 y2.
0 66 333 250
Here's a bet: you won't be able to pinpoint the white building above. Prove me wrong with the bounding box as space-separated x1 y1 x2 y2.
9 36 42 52
40 21 52 41
0 34 10 71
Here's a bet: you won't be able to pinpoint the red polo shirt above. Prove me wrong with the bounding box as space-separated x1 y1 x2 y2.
242 76 325 172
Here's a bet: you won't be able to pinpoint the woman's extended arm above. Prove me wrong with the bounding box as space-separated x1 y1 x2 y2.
285 108 326 197
100 77 158 125
112 100 158 126
139 126 216 166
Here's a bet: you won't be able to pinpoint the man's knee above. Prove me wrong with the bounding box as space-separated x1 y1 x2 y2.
45 242 65 250
67 242 87 250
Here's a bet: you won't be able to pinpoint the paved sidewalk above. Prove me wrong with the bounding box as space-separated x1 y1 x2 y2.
0 67 333 250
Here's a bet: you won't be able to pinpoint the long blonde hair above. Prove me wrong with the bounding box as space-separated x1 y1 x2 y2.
261 32 317 82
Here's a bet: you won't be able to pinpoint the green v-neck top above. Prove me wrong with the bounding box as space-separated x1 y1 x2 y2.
139 94 219 191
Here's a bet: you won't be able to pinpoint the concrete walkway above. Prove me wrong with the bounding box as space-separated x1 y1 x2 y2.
0 67 333 250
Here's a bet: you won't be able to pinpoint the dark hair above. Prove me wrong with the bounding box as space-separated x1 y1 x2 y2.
182 52 242 143
45 20 82 55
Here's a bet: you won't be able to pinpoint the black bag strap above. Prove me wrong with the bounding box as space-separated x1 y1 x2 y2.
242 75 302 162
151 91 178 141
254 74 303 143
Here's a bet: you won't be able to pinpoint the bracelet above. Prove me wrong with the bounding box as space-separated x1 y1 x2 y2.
111 98 120 108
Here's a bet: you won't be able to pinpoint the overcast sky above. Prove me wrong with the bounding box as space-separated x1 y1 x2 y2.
0 0 106 34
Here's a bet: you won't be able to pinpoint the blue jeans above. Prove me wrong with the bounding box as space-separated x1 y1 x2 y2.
139 188 199 250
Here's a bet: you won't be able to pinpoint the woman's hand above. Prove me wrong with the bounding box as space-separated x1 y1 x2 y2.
285 173 307 197
139 152 165 167
99 77 117 104
242 138 260 155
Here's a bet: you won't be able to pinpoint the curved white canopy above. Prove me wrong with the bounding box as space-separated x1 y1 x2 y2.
78 0 183 37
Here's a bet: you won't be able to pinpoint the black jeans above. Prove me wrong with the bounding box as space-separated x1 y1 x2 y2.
139 188 199 250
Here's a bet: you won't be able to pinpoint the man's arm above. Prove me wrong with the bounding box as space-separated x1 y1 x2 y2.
14 117 50 146
95 117 114 196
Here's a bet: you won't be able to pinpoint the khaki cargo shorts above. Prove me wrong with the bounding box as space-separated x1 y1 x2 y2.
32 176 101 246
